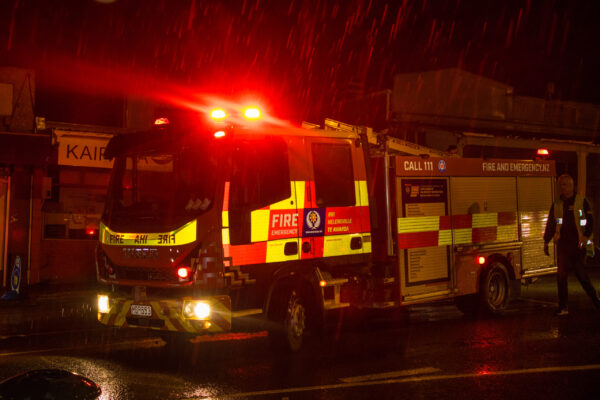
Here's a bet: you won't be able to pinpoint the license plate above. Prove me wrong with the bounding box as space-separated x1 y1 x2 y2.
130 304 152 317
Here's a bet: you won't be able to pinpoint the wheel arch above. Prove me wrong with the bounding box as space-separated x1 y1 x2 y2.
483 253 515 281
264 264 325 325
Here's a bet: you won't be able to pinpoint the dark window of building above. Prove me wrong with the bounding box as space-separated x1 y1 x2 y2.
312 143 355 207
42 166 110 240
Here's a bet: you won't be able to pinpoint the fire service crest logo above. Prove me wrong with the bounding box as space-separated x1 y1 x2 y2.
303 208 325 237
438 159 447 173
306 210 321 229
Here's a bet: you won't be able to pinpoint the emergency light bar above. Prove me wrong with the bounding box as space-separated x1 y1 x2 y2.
208 106 263 122
205 104 264 138
210 109 227 120
243 107 261 120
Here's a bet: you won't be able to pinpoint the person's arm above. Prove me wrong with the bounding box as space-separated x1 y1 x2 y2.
543 204 556 256
583 198 593 238
544 204 556 243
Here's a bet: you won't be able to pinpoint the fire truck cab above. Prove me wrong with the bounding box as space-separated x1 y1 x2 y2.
96 109 556 352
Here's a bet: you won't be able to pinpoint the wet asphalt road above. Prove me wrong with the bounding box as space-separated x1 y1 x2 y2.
1 271 600 400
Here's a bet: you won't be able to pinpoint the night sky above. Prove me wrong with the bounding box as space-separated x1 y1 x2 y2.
1 0 600 125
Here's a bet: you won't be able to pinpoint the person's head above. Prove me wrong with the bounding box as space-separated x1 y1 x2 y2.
557 174 575 198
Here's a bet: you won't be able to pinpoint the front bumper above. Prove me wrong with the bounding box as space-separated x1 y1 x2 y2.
97 293 232 334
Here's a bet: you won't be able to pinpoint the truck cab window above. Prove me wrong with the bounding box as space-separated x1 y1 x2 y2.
312 143 355 207
230 138 291 211
229 137 291 245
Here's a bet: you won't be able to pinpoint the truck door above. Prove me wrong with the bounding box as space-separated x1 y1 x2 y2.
517 176 555 275
224 136 301 269
301 137 370 262
397 177 452 303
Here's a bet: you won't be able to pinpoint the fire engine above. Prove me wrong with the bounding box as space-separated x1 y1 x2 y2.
96 105 556 352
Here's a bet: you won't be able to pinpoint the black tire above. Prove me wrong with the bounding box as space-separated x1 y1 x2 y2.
268 287 309 353
480 262 510 315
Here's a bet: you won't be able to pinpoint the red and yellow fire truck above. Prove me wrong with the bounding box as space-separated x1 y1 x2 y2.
96 107 556 352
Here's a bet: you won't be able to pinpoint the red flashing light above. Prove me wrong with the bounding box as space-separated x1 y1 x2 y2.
177 267 190 279
243 107 261 120
86 228 96 236
122 173 133 190
214 130 226 138
537 148 550 156
478 256 486 265
154 117 170 125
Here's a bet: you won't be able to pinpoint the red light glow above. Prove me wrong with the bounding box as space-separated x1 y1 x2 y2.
537 148 550 156
214 130 226 138
177 267 190 279
122 174 133 190
478 256 486 265
86 228 96 236
154 117 170 125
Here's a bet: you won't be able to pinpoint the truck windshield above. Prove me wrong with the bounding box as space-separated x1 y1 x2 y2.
104 147 219 230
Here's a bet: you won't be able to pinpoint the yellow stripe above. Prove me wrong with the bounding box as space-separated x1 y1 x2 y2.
100 221 196 246
438 230 452 246
294 181 305 208
250 209 270 242
397 216 440 233
357 180 369 207
265 239 300 262
362 237 372 254
222 228 230 245
114 300 131 326
322 233 364 257
497 224 518 242
151 301 190 332
453 228 472 244
472 213 498 228
222 210 229 227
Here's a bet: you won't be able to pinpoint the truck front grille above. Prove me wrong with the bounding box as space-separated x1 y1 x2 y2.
114 266 177 282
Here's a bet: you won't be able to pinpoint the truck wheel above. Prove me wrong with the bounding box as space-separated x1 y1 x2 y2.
480 262 510 315
269 287 309 353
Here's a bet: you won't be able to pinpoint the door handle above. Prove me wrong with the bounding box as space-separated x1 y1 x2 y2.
350 237 362 250
284 241 298 256
302 241 311 253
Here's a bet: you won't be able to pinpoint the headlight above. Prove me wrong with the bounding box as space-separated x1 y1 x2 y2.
183 301 211 320
98 295 111 314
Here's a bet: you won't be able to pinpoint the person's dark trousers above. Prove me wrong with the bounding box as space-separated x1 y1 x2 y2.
556 246 600 310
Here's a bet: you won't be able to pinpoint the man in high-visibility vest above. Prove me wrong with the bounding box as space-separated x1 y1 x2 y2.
544 174 599 316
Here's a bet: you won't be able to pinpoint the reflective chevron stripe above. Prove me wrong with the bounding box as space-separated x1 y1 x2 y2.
100 220 196 246
97 294 232 333
397 212 518 249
